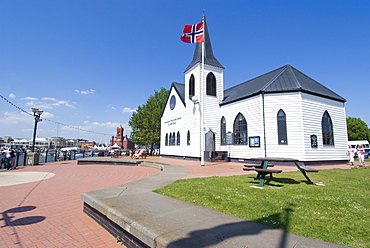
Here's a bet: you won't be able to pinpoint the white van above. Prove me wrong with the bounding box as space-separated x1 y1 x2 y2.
347 140 369 149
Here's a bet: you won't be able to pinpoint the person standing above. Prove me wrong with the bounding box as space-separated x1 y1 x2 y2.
0 149 6 169
347 145 356 166
10 149 16 169
2 148 12 170
357 145 365 167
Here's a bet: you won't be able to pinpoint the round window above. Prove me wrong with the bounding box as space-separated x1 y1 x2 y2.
170 95 176 110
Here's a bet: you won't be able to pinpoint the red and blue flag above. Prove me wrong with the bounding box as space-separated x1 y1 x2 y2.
180 22 204 43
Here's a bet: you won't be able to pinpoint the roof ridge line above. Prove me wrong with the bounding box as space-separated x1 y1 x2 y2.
287 65 302 89
260 65 288 91
224 66 284 92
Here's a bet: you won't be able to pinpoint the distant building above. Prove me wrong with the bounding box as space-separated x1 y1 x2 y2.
31 138 50 150
66 139 79 147
79 141 96 149
49 137 67 149
1 137 13 144
11 138 30 149
110 127 135 149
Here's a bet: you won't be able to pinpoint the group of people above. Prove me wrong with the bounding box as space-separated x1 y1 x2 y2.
347 145 366 167
131 148 147 159
1 147 17 170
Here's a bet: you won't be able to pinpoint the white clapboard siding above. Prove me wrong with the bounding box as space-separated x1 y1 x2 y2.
161 63 225 158
202 66 224 142
263 92 305 159
219 96 264 159
301 93 348 161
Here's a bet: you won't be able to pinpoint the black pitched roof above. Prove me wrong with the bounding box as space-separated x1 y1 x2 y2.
221 65 346 105
171 82 185 105
184 17 224 72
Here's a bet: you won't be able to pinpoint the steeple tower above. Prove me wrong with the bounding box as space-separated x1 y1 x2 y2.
182 16 225 166
184 17 224 73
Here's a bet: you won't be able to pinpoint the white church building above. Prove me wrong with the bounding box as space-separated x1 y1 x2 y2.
160 19 348 165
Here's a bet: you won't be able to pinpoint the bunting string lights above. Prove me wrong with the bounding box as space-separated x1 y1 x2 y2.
0 94 111 136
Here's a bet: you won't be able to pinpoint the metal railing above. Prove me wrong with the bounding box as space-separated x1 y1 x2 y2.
0 150 100 168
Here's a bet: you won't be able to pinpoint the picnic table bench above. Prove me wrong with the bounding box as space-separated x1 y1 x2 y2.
244 157 319 187
243 163 280 178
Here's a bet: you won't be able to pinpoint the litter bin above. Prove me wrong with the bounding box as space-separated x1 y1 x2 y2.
26 153 40 165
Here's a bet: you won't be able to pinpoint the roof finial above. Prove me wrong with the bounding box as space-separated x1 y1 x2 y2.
202 9 206 19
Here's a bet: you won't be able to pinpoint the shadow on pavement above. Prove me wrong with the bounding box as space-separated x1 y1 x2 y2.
167 204 295 248
1 206 45 227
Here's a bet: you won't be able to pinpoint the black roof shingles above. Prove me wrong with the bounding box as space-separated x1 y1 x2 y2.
222 65 346 105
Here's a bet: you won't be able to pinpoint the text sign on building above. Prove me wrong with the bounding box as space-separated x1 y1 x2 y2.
226 132 233 145
164 117 181 126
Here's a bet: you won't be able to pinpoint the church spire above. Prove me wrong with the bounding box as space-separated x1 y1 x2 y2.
184 16 224 72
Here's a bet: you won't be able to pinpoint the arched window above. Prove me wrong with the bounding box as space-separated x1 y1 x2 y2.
220 117 226 145
165 133 168 146
187 130 190 145
233 113 247 145
189 74 195 97
206 72 216 96
322 111 334 145
172 132 176 146
277 109 287 144
176 131 180 146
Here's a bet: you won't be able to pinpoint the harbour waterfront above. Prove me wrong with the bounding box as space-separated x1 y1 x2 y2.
2 150 99 168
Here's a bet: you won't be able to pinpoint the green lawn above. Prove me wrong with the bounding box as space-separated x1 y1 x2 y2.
154 166 370 248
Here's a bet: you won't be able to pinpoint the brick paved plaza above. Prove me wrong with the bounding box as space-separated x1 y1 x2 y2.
0 160 159 247
0 157 356 247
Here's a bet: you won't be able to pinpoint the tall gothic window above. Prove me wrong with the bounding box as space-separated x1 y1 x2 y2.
322 111 334 145
189 74 195 97
206 72 216 96
233 113 247 145
220 117 226 145
277 109 287 144
187 130 190 145
176 131 180 146
165 133 168 146
170 132 174 146
172 132 176 146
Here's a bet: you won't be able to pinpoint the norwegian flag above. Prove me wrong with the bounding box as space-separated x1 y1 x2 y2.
180 22 204 43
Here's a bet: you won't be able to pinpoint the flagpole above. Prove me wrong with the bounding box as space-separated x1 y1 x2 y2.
200 16 205 166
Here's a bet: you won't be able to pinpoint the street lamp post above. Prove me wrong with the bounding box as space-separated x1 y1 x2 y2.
31 107 43 152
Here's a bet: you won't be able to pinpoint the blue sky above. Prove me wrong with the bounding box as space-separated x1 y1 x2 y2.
1 0 369 144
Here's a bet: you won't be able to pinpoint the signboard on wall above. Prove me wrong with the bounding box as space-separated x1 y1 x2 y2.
226 132 233 145
310 134 318 148
249 136 260 147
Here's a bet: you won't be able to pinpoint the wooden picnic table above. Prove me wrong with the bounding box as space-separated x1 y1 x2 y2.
246 157 318 187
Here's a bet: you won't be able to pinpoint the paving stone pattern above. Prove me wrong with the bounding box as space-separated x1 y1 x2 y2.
0 160 159 248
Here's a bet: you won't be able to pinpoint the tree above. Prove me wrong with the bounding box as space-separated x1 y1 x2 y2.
346 117 370 141
128 88 169 154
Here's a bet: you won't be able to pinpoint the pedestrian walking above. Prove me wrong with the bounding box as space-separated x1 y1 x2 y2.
357 145 365 166
347 145 356 166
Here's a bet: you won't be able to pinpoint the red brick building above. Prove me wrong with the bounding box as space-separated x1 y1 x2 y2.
110 127 135 149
